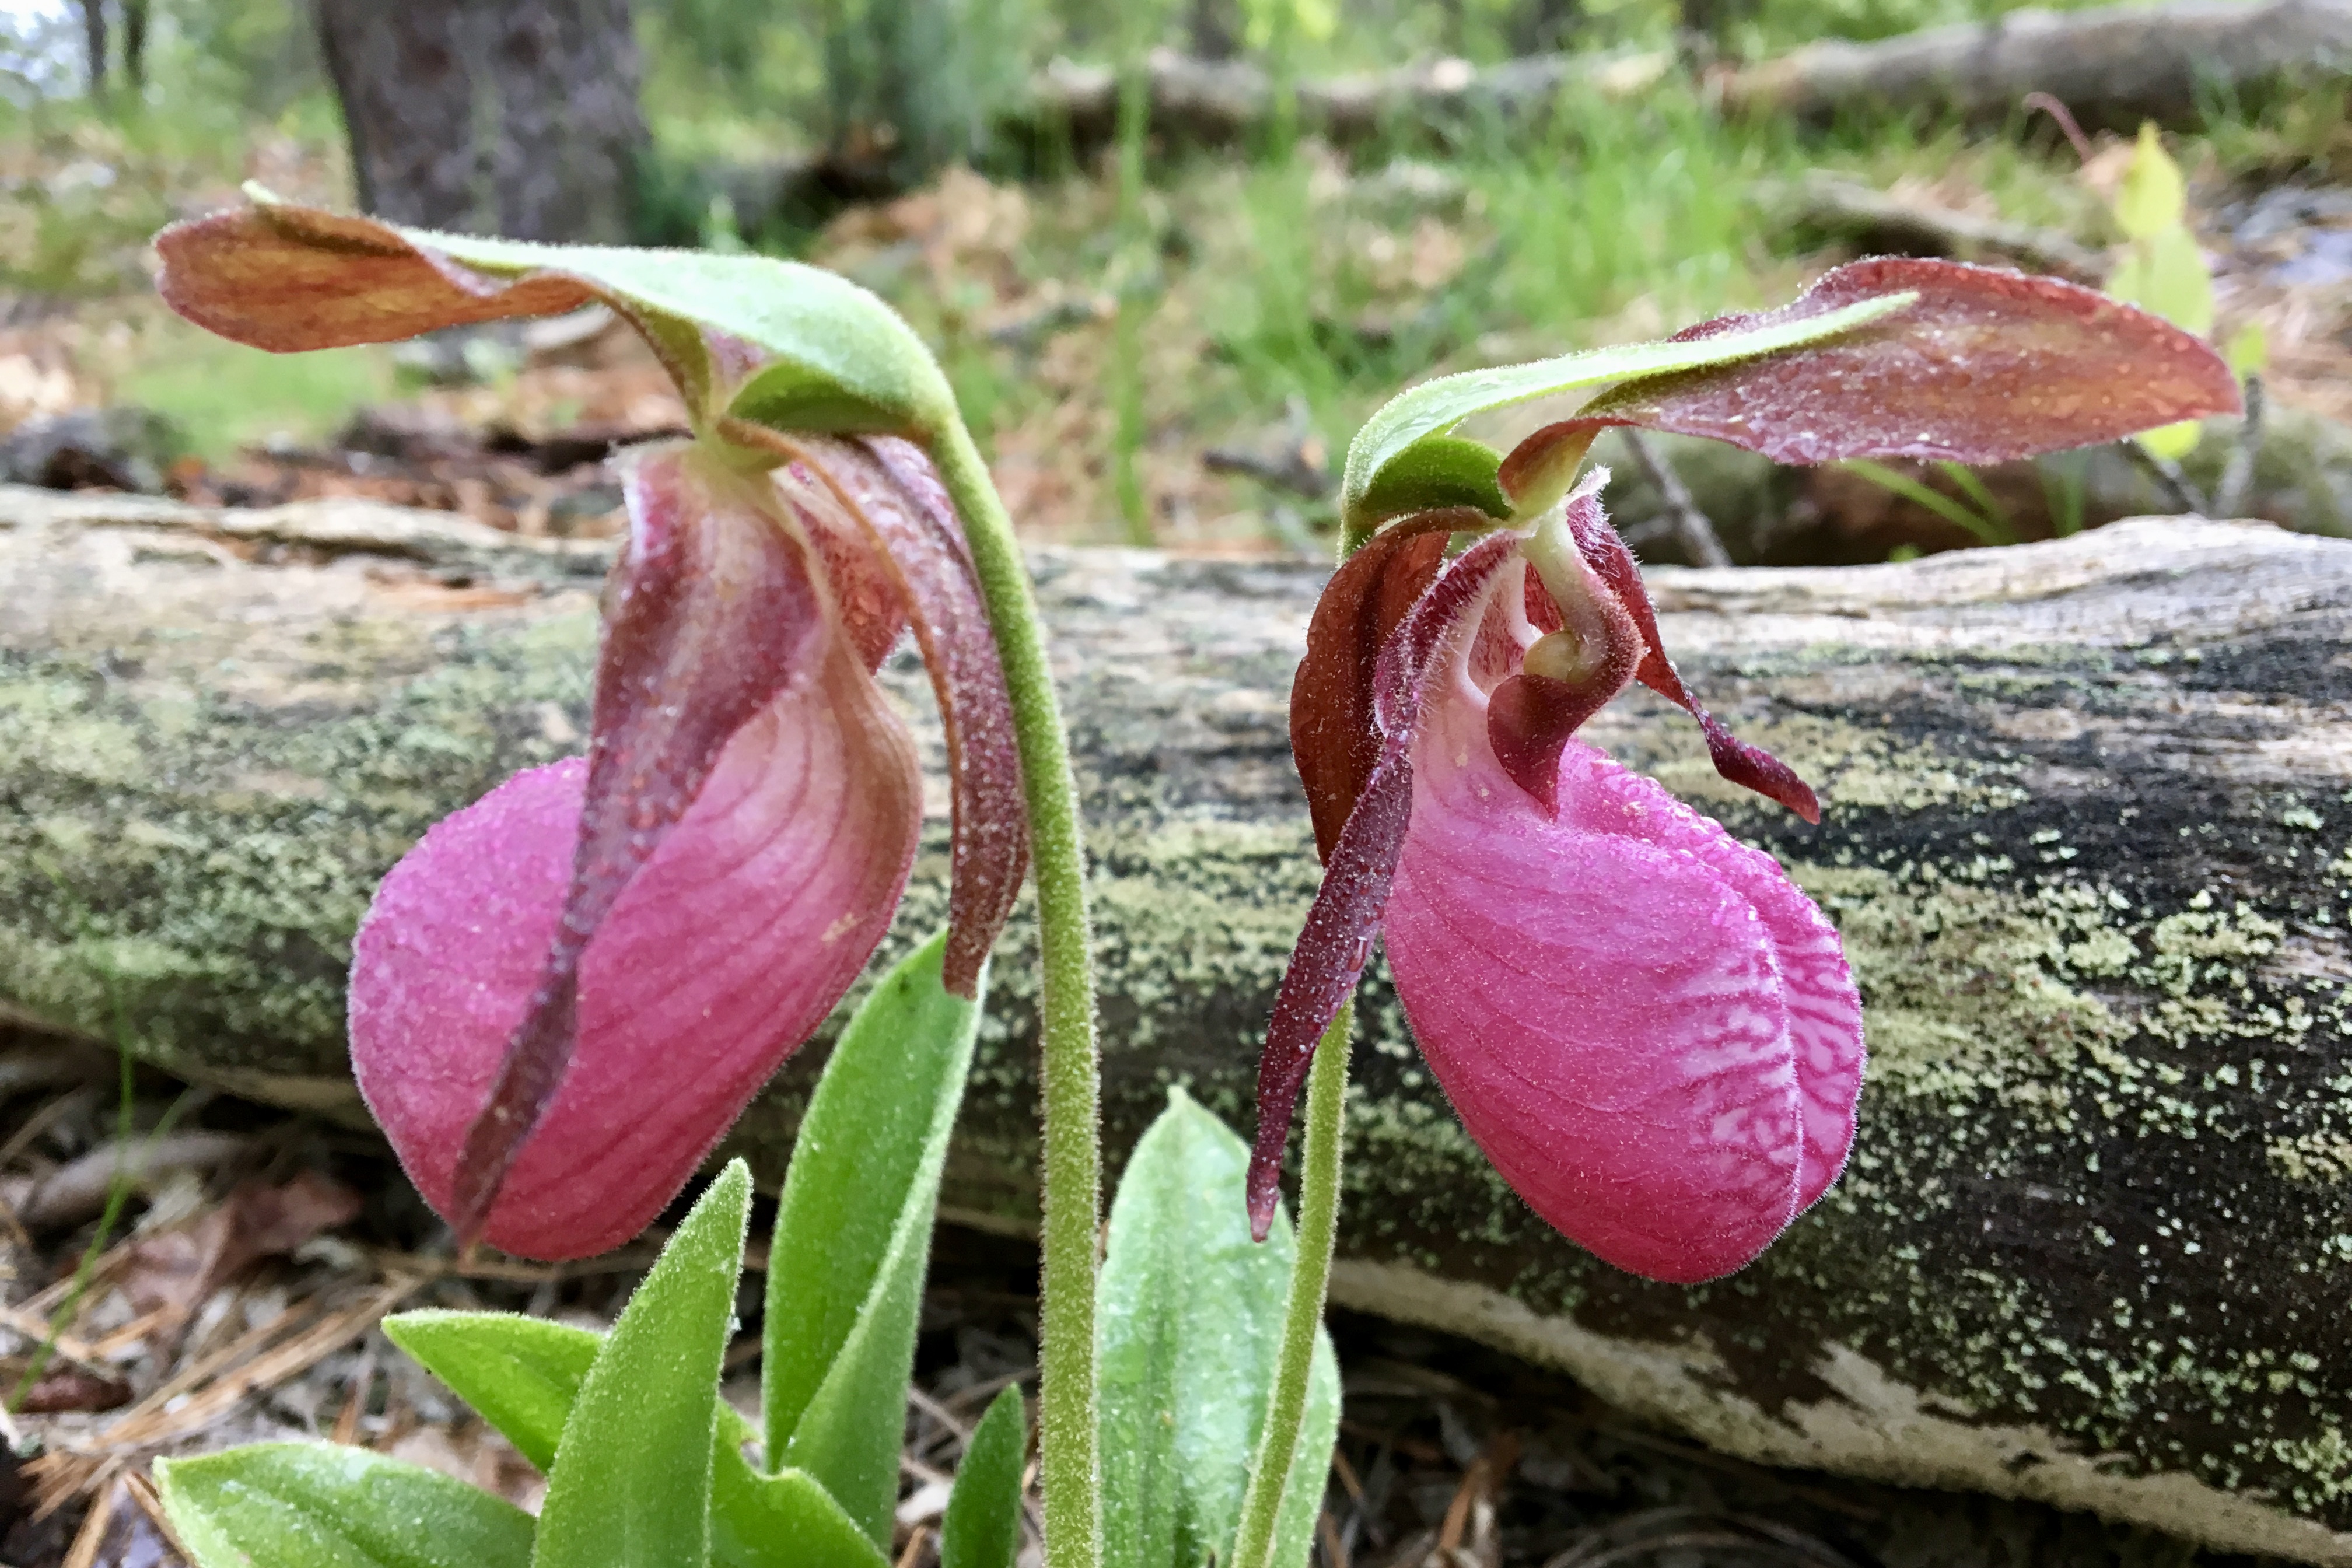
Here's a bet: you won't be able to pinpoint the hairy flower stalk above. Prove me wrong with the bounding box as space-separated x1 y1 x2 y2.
1252 258 2244 1282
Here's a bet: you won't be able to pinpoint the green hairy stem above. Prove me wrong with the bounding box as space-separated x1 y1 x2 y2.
929 421 1105 1568
1230 1003 1352 1568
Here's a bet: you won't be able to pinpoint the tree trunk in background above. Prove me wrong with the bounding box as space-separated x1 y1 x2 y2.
1187 0 1242 60
76 0 103 94
310 0 646 244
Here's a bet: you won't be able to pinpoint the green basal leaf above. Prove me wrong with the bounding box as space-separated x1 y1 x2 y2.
383 1311 597 1474
713 1443 893 1568
766 929 987 1548
1340 292 1910 532
2115 123 2188 241
1349 434 1509 531
940 1387 1028 1568
1099 1089 1342 1568
533 1160 751 1568
386 1310 878 1568
158 1443 534 1568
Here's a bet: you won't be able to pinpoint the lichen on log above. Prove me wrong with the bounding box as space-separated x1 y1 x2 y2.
3 485 2350 1562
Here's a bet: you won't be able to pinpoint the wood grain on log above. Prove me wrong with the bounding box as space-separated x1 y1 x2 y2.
3 485 2350 1562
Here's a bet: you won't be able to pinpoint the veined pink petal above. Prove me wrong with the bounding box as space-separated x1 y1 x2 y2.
351 632 922 1259
446 444 830 1238
1384 671 1854 1283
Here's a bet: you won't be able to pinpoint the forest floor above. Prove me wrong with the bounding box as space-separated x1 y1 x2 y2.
0 1029 2291 1568
5 78 2352 556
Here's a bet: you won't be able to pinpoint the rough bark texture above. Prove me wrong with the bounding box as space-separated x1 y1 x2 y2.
1719 0 2352 130
310 0 646 243
4 485 2351 1562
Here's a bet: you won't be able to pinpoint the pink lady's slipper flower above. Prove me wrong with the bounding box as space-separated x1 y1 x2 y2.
153 201 1027 1259
1250 259 2242 1282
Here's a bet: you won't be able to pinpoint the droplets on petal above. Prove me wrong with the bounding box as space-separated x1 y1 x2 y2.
1517 257 2241 471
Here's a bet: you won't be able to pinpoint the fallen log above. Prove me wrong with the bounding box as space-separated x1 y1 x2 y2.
1010 47 1672 154
1719 0 2352 131
4 486 2350 1562
987 0 2351 168
1761 172 2105 281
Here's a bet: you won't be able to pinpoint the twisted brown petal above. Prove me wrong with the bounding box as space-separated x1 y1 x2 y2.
733 426 1030 996
449 445 826 1239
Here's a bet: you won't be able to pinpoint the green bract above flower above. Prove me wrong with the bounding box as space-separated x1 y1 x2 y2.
1340 257 2244 546
155 186 958 438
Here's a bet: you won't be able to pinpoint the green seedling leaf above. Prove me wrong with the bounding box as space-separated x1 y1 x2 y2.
1349 433 1509 530
158 1443 534 1568
1839 459 2016 548
765 929 987 1548
2115 123 2188 240
1099 1089 1341 1568
383 1311 596 1474
387 1310 879 1568
1342 288 1913 530
533 1160 752 1568
153 192 954 436
713 1443 894 1568
940 1387 1028 1568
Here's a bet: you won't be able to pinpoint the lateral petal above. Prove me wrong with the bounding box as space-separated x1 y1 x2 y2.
1289 515 1460 861
740 429 1031 998
1247 531 1524 1237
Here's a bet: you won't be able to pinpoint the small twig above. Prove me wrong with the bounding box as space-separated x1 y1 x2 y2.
2214 373 2264 518
2021 92 2096 164
1622 431 1732 567
61 1468 118 1568
1202 444 1331 499
2121 438 2207 516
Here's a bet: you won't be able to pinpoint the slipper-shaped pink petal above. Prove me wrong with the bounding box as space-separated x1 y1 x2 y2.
1384 676 1861 1283
350 632 921 1259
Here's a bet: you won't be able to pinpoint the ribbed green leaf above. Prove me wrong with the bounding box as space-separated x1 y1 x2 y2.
766 930 987 1548
158 1444 534 1568
531 1161 751 1568
383 1311 596 1474
1099 1090 1342 1568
